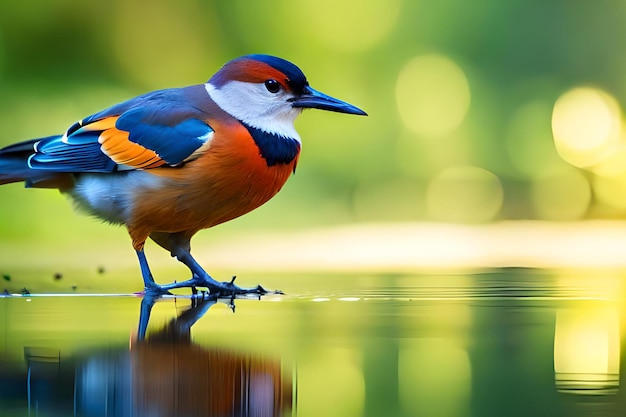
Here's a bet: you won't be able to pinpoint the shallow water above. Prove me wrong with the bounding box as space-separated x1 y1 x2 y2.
1 269 626 417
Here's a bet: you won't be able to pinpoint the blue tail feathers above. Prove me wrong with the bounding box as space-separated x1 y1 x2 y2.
0 137 58 185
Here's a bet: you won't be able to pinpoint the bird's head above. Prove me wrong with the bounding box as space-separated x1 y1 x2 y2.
205 54 366 140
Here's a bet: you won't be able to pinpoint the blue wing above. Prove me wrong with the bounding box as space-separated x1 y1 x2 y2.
28 87 214 172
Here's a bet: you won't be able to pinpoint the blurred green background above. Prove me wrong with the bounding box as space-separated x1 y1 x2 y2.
2 0 626 289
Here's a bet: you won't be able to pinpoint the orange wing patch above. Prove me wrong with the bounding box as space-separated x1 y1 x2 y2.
95 117 166 169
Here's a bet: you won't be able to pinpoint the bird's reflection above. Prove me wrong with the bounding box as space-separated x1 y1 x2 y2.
25 295 293 417
136 293 219 341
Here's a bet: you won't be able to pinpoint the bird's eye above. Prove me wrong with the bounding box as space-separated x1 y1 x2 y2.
264 79 281 94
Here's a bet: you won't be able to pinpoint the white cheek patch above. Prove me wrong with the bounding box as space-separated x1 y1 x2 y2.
205 82 302 143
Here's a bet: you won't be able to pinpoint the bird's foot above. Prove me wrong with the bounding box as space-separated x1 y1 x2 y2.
151 275 282 299
199 275 279 298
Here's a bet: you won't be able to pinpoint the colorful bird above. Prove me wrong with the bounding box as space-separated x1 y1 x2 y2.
0 54 366 296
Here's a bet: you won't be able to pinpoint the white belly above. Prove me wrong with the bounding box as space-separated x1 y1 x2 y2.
68 171 165 225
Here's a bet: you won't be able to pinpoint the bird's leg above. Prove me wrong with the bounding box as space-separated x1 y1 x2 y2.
135 250 172 296
170 245 268 297
135 250 212 295
145 231 273 296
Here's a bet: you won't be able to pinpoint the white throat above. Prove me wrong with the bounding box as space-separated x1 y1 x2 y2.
205 82 302 142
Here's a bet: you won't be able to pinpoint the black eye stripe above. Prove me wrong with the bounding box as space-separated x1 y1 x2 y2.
264 79 281 94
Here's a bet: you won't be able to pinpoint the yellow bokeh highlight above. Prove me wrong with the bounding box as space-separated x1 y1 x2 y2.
531 167 591 220
554 307 620 393
426 165 503 223
551 87 622 168
298 0 402 51
396 55 471 137
593 174 626 210
589 143 626 177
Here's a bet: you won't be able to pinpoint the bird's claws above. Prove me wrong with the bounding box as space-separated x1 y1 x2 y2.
142 275 280 300
212 281 268 298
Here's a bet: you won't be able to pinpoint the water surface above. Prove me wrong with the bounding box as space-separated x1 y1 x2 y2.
1 269 625 417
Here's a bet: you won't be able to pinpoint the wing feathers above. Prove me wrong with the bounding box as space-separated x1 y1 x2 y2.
98 125 167 169
117 109 213 165
24 87 214 173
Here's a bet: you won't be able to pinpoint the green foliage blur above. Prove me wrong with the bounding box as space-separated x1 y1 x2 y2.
1 0 626 277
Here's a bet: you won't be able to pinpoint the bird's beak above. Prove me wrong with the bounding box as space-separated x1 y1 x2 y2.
292 86 367 116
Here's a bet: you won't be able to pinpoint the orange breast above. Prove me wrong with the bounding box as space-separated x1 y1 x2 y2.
127 120 298 247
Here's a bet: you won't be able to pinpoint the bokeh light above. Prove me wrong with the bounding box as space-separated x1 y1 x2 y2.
554 307 620 393
396 54 471 137
551 87 622 168
589 143 626 177
593 174 626 210
426 165 503 223
530 167 591 221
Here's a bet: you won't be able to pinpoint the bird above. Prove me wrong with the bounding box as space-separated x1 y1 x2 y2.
0 54 367 296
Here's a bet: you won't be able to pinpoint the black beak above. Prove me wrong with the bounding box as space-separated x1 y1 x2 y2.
291 86 367 116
